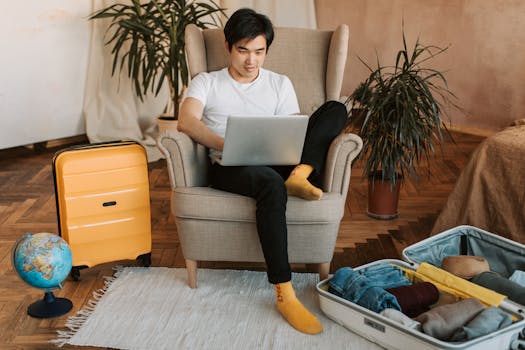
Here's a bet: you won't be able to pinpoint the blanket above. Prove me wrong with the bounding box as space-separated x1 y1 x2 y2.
431 121 525 243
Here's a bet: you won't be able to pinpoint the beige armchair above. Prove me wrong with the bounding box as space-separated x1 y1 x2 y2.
157 24 362 288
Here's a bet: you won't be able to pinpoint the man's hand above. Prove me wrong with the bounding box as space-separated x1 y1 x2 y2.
178 97 224 151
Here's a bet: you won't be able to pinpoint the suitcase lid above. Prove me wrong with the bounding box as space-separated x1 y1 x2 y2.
402 225 525 272
402 225 525 312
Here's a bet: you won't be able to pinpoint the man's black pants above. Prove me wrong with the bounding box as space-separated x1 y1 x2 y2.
209 101 347 284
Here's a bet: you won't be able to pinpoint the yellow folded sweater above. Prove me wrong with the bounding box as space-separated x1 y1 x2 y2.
400 262 506 307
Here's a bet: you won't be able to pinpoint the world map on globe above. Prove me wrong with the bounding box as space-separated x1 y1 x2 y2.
13 232 72 290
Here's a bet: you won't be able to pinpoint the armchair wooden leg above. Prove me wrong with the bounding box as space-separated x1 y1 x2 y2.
305 263 317 273
318 262 330 281
185 259 197 288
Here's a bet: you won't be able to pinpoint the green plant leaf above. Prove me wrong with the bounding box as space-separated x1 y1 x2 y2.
353 27 459 185
89 0 226 117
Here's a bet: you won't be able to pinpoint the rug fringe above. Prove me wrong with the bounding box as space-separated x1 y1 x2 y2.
50 266 124 347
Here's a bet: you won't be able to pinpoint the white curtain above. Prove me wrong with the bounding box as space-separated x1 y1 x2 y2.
84 0 169 162
83 0 317 162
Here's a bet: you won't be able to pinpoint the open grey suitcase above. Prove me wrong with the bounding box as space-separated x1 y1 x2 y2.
317 225 525 349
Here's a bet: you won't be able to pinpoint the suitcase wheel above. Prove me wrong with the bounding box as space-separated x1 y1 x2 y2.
137 253 151 267
71 267 80 281
70 266 87 281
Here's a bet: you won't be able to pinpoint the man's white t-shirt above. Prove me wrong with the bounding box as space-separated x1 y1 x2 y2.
185 67 300 162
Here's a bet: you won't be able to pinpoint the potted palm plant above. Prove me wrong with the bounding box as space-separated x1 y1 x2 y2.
355 33 457 219
89 0 225 131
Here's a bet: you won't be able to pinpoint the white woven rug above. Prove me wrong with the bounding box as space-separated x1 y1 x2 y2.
54 267 382 349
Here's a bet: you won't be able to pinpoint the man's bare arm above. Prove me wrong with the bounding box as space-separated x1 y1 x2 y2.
177 97 224 151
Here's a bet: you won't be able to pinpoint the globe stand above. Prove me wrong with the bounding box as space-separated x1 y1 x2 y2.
27 291 72 318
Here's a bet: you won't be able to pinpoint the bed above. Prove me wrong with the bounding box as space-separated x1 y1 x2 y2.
431 120 525 243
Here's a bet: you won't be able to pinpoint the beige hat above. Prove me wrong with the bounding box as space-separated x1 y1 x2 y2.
441 255 490 279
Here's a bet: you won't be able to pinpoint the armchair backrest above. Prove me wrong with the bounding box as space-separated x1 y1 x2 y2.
184 24 349 114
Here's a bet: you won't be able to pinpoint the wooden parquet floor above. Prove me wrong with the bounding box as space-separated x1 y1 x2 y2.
0 131 484 349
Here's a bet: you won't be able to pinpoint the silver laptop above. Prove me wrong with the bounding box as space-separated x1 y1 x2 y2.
219 115 309 166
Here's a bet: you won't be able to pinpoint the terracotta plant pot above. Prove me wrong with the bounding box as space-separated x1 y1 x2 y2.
367 172 402 220
157 114 178 134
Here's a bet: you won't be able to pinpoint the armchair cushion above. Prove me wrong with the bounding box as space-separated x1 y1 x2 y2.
172 187 344 224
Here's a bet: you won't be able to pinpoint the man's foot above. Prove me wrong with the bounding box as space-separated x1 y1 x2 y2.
284 164 322 200
274 281 323 334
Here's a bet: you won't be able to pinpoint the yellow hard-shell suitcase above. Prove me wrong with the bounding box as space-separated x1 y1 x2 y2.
53 141 152 280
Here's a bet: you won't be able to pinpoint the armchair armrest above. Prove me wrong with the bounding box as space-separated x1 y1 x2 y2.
156 130 209 189
322 133 363 199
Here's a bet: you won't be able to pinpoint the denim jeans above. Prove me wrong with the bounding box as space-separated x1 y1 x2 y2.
328 265 410 313
209 101 348 284
359 264 411 288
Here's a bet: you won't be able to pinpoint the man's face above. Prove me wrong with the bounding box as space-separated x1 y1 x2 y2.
227 35 267 83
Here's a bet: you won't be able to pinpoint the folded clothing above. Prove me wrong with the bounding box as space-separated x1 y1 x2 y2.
328 266 404 313
441 255 490 279
432 289 460 308
414 298 485 340
509 270 525 287
411 263 506 307
450 306 512 342
357 264 412 289
471 271 525 306
380 308 421 330
387 282 440 318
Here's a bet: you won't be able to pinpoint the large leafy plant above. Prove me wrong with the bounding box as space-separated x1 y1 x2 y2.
90 0 225 119
354 32 457 185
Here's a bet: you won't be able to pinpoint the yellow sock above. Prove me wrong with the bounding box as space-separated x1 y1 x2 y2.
284 164 323 200
275 282 323 334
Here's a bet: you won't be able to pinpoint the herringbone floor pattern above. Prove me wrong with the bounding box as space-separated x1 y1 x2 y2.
0 131 484 349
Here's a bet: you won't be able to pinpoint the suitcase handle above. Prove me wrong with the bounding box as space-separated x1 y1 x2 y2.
54 140 138 154
53 140 144 164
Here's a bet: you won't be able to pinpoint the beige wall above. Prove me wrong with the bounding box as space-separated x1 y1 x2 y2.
316 0 525 133
1 2 90 149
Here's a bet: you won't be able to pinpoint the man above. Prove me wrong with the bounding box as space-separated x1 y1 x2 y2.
178 8 347 334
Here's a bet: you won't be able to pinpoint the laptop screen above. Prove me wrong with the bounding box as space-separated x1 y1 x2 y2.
219 115 309 166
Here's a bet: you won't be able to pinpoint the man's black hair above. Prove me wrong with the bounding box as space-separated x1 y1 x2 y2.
224 8 274 51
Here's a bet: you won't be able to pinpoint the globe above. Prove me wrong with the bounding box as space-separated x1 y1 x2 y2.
12 232 73 318
13 232 72 289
